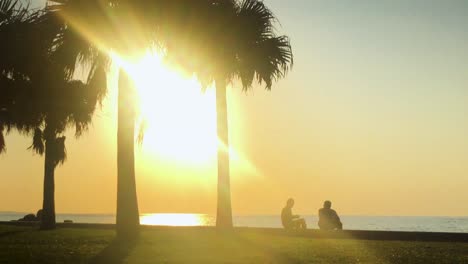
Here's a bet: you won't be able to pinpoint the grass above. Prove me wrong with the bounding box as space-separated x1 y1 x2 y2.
0 225 467 264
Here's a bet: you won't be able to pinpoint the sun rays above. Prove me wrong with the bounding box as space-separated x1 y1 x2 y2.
49 0 263 182
119 51 218 164
107 50 261 178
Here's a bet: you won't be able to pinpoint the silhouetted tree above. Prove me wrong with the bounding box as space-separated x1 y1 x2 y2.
0 0 107 229
120 0 293 228
182 0 293 228
29 74 106 230
47 0 179 238
43 0 144 236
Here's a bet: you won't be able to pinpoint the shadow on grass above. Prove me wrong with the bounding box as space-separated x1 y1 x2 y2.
0 230 28 238
89 238 137 264
218 230 302 264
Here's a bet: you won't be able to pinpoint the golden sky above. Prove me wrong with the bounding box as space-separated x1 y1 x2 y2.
1 0 468 216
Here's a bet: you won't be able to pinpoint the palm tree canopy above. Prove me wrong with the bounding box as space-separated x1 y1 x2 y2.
0 0 108 156
166 0 293 90
226 0 293 90
0 0 45 153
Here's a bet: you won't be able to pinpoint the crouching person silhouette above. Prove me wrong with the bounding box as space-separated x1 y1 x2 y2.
318 200 343 230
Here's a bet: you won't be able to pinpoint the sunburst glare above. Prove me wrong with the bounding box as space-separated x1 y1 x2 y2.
109 50 260 178
113 51 218 164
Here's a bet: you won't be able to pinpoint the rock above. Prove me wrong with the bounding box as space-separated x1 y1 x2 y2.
17 213 38 222
36 209 43 221
17 209 43 222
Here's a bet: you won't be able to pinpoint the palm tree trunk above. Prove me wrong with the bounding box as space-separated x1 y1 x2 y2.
40 137 56 230
215 78 233 228
116 68 140 240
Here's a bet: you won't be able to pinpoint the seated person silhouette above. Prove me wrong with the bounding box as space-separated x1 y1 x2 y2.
281 198 307 230
318 200 343 230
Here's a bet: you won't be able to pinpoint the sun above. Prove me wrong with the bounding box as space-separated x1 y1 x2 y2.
108 50 259 178
116 51 218 165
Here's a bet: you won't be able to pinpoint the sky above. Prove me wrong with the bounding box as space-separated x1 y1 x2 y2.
1 0 468 216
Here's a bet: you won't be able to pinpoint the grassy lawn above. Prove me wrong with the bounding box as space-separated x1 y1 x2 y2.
1 225 467 264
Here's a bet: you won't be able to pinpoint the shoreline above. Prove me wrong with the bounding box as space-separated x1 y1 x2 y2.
2 221 467 243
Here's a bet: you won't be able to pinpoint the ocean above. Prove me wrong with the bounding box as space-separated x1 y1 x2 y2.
1 212 467 233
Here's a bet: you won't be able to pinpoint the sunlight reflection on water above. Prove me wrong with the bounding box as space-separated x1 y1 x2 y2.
140 213 214 226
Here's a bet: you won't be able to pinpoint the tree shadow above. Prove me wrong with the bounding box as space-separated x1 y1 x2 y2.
220 231 302 264
0 230 27 238
88 238 137 264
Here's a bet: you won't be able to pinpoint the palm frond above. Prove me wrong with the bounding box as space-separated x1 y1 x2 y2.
28 128 45 155
52 136 66 165
52 28 92 79
0 0 50 78
47 0 112 80
0 0 30 24
87 55 109 104
234 0 293 90
0 0 18 21
237 0 276 41
0 126 5 153
253 35 293 90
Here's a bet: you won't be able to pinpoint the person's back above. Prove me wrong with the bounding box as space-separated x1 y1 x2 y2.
318 201 342 230
281 206 293 229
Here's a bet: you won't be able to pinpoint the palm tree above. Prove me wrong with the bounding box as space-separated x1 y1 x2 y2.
47 0 166 238
153 0 292 227
0 0 108 229
1 67 107 231
1 77 106 230
205 0 293 228
39 0 142 236
29 74 106 230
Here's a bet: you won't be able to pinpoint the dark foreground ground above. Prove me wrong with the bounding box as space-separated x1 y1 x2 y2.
1 224 467 264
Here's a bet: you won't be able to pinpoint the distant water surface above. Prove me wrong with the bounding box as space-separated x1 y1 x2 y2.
1 212 467 233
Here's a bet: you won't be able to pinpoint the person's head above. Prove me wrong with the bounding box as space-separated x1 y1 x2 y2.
286 198 295 208
324 200 332 209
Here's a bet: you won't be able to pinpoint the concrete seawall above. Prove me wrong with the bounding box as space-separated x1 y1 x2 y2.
2 221 468 243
